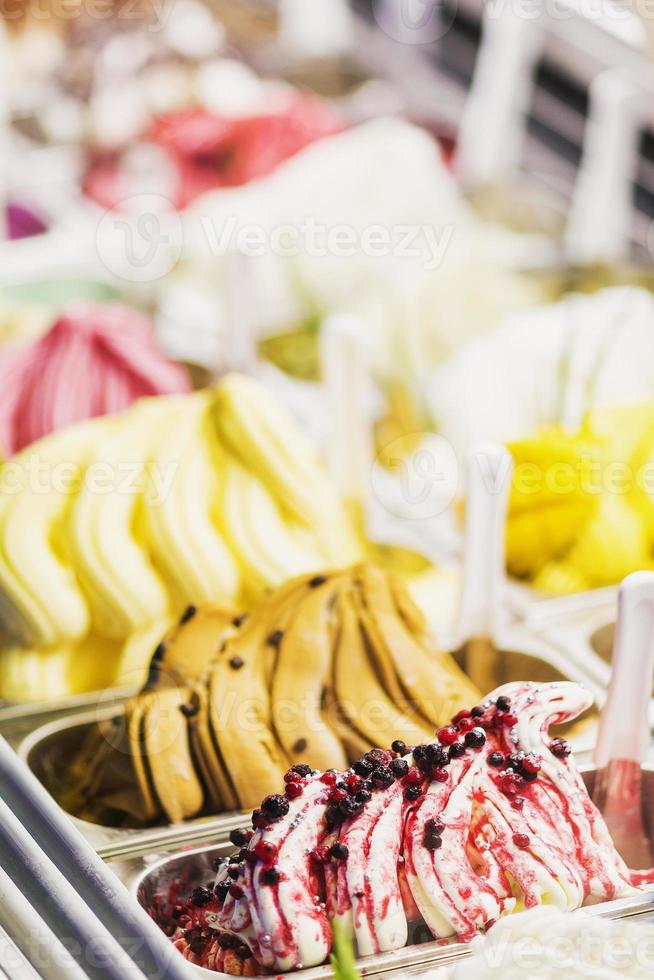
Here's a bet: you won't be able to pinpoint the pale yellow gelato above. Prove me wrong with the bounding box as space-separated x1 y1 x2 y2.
0 374 360 701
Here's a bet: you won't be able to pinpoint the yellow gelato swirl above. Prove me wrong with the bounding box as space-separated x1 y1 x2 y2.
506 403 654 593
0 374 361 700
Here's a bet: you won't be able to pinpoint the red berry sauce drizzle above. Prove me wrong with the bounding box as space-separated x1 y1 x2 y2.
167 682 654 976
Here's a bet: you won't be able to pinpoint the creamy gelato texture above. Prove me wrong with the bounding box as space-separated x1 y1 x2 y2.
418 906 654 979
67 564 478 827
173 118 543 378
171 681 654 975
0 302 190 455
428 287 654 453
0 374 360 700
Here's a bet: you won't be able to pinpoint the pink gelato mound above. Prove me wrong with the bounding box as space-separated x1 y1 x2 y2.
0 302 191 454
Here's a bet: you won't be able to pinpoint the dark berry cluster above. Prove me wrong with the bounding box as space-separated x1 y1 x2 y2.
371 765 394 789
252 793 289 827
323 749 403 825
229 827 254 848
487 750 542 795
261 866 281 885
282 765 314 801
184 928 208 956
423 817 445 850
403 765 424 801
549 738 571 758
214 881 230 902
214 933 251 961
464 728 487 749
191 885 213 908
454 697 518 735
352 758 374 778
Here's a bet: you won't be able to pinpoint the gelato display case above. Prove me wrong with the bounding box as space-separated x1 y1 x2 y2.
2 3 654 979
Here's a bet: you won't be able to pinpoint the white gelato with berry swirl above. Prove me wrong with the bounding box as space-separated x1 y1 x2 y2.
172 682 654 975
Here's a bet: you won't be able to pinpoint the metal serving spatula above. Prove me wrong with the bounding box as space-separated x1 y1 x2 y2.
592 571 654 870
457 444 513 691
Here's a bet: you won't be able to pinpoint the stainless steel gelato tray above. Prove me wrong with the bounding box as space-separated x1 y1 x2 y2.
16 634 604 853
119 764 654 980
534 599 654 713
0 685 137 749
17 706 251 853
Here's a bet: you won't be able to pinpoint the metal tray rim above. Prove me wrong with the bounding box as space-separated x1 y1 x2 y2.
16 630 607 854
130 843 654 980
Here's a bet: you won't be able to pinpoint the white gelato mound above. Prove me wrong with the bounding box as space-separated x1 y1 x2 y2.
421 906 654 979
429 286 654 454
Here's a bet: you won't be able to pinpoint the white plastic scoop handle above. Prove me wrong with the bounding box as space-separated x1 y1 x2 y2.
594 571 654 769
565 69 643 264
456 5 543 186
458 444 513 641
320 314 371 507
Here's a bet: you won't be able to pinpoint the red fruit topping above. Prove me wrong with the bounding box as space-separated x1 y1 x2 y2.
437 726 459 745
550 738 571 758
261 794 290 820
311 845 331 864
495 695 512 712
284 769 300 783
404 766 423 786
451 709 471 724
191 886 213 907
513 833 530 849
500 772 525 797
329 787 348 804
261 865 281 885
229 827 253 847
456 717 475 733
285 781 304 799
330 842 349 861
425 818 445 834
251 809 268 829
290 764 313 777
243 850 258 866
254 841 278 864
502 713 519 727
229 884 244 899
345 774 361 793
464 728 487 749
521 754 541 775
320 771 338 786
433 768 449 783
